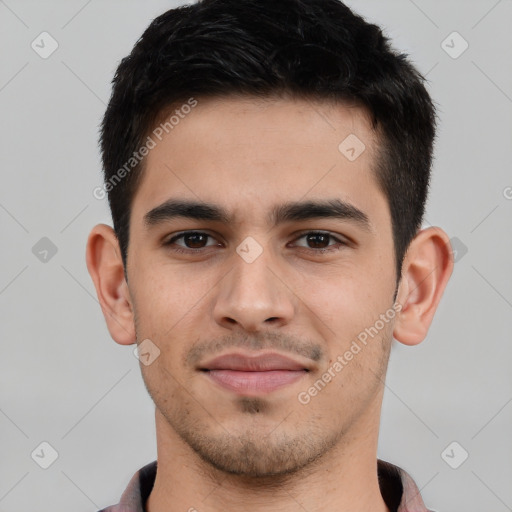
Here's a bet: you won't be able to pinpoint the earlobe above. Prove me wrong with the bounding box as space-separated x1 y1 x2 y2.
85 223 136 345
393 227 454 346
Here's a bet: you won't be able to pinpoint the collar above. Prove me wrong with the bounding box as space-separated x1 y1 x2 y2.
100 459 432 512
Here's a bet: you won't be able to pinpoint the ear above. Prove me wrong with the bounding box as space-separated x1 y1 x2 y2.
393 226 454 346
86 223 136 345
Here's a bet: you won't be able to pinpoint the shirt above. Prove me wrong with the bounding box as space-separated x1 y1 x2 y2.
98 459 433 512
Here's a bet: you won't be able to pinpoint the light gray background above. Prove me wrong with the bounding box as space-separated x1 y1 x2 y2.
1 1 511 511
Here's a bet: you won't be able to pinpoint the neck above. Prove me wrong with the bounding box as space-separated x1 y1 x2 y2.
146 407 389 512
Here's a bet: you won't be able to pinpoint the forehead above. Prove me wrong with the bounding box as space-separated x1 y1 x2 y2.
131 95 388 230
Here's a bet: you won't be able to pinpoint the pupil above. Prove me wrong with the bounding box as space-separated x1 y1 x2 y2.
185 233 206 248
308 233 328 248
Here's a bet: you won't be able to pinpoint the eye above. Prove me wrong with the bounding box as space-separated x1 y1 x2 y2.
163 230 348 255
290 231 348 253
164 231 221 253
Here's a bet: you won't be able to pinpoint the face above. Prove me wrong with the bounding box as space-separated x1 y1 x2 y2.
126 96 398 477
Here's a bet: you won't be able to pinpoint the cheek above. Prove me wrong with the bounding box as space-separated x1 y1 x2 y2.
298 263 395 391
132 265 205 329
299 263 390 329
130 267 212 376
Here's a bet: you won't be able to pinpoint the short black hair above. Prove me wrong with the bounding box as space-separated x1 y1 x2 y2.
100 0 436 283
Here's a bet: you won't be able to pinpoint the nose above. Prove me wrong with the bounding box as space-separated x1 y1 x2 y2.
213 245 295 332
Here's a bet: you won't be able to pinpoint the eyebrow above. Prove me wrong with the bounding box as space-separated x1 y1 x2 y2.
144 198 373 232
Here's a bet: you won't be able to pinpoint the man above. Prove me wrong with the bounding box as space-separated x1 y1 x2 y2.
86 0 453 510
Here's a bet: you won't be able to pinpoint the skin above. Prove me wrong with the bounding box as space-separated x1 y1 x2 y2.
86 95 453 512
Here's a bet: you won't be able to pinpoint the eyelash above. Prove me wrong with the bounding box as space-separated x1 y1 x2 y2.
164 230 348 255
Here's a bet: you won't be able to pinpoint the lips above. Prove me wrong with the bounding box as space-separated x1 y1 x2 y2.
199 352 310 395
200 352 310 372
